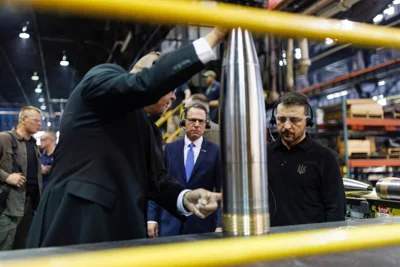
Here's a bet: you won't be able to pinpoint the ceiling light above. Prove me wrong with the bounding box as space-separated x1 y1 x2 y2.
327 91 348 100
35 83 42 93
42 116 45 120
31 72 39 81
384 6 395 15
325 38 334 45
19 32 30 39
19 22 30 39
378 80 386 86
40 105 46 110
378 98 387 106
279 60 283 66
394 0 400 5
38 97 45 103
373 14 384 24
60 55 69 66
47 122 52 127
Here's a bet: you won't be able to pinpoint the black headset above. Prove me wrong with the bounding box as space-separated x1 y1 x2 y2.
180 103 211 129
269 99 315 127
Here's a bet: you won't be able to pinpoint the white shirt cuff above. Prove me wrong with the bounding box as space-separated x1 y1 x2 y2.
193 38 217 64
147 221 158 224
177 189 193 216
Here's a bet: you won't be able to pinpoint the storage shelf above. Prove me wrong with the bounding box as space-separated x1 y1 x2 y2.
348 159 400 167
318 118 400 131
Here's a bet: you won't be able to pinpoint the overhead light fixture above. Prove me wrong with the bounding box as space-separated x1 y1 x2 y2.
282 51 286 58
40 104 46 110
31 72 39 81
35 83 42 93
60 51 69 66
38 97 45 103
42 116 46 120
378 98 387 106
384 6 395 15
325 38 334 45
47 122 52 127
373 14 384 24
372 94 384 101
327 91 348 100
294 48 302 60
394 0 400 5
19 22 30 39
279 60 283 66
378 80 386 86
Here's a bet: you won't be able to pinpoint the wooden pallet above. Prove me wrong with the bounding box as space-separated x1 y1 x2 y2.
384 111 400 119
388 148 400 156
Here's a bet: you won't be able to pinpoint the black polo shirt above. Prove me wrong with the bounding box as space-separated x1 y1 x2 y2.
268 135 346 227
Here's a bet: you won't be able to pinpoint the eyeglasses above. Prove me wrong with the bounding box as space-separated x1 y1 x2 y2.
25 116 41 122
187 118 206 125
276 115 309 125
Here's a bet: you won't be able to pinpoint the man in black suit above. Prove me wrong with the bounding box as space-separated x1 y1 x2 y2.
26 27 226 248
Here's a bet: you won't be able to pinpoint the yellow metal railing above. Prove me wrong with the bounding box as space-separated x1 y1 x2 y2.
5 0 400 266
4 223 400 267
155 103 184 128
8 0 400 48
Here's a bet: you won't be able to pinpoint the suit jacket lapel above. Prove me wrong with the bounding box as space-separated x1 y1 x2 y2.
177 139 187 185
188 139 208 183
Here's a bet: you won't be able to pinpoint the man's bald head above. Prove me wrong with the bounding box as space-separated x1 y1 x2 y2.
130 52 162 74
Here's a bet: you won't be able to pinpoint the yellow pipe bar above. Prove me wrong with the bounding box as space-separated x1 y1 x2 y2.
5 0 400 48
3 223 400 267
166 127 182 143
155 103 183 128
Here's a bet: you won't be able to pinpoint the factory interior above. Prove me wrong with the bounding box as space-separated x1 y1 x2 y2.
2 0 400 266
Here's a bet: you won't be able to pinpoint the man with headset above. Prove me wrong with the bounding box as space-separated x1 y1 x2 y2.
268 91 345 227
148 103 222 237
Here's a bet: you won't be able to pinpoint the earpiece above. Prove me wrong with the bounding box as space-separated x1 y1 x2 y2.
180 104 211 129
269 100 315 127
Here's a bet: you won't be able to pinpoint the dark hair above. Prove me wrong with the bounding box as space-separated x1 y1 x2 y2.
184 103 208 120
277 92 310 115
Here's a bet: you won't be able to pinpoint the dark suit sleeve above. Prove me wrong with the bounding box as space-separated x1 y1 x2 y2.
321 150 346 222
214 146 222 228
80 44 204 109
147 200 160 222
148 143 185 219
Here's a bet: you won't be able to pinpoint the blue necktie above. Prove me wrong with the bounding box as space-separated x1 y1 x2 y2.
185 143 195 182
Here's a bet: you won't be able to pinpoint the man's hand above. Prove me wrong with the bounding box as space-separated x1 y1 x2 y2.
147 222 159 238
5 173 26 187
204 27 228 49
42 165 51 175
183 189 222 219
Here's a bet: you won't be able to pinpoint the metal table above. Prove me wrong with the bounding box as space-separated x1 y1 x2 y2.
1 217 400 266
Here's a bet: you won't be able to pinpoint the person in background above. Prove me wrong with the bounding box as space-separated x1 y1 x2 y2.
202 70 220 123
268 91 346 227
27 27 226 248
177 93 219 145
40 132 56 190
0 106 42 250
166 83 191 137
148 103 222 237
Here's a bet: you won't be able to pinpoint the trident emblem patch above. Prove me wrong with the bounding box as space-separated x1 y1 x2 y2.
297 164 306 175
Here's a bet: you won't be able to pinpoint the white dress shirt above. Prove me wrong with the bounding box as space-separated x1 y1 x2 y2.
149 37 215 224
184 136 203 168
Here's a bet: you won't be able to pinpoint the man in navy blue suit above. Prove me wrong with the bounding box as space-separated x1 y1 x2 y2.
148 103 222 237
